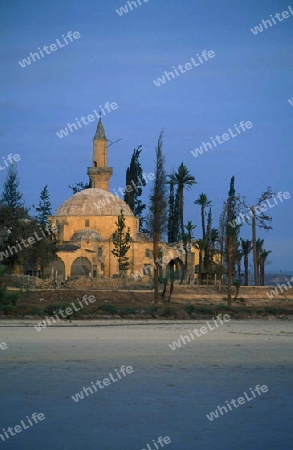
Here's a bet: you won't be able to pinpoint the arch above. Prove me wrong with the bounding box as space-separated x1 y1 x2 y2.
166 258 183 280
43 257 65 280
71 257 92 277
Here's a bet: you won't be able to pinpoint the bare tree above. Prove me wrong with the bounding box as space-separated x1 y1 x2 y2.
238 188 275 286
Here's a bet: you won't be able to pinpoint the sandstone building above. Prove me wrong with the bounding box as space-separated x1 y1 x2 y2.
50 120 197 280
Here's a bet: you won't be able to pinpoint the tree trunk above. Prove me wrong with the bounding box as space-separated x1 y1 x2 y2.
201 206 205 241
227 249 233 307
168 280 174 302
252 207 259 286
179 187 185 284
198 252 202 285
244 256 249 286
161 280 167 297
237 261 241 282
153 232 159 305
260 259 264 286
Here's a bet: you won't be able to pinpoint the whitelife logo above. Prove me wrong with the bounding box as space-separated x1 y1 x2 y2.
116 0 149 16
18 31 81 68
206 384 269 421
55 102 118 139
169 315 231 351
0 412 45 443
71 366 134 403
0 224 58 262
250 5 293 35
153 50 215 87
190 121 253 158
0 154 21 171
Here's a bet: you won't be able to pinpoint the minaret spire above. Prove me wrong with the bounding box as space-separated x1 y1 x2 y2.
87 119 113 191
94 117 107 140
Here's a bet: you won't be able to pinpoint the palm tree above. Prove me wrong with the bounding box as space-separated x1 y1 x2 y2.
185 221 196 241
193 239 205 285
168 163 197 282
194 193 212 241
241 238 252 286
260 249 272 286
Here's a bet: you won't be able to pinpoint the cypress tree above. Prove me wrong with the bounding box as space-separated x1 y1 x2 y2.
34 185 52 228
225 176 240 306
111 210 132 275
69 180 91 194
124 146 146 229
1 165 23 210
147 131 168 304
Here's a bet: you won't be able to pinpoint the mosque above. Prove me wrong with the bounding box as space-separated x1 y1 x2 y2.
49 119 197 280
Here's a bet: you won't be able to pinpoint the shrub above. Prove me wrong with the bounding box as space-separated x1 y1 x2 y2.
119 308 137 316
0 287 7 303
98 304 117 315
6 291 20 306
216 304 229 311
148 306 159 317
159 307 174 317
185 305 197 315
16 304 35 316
0 305 14 315
44 303 74 317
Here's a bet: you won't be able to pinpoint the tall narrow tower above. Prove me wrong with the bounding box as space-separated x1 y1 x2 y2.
87 119 113 191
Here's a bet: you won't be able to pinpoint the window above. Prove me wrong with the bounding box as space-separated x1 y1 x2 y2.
85 219 89 227
57 224 64 241
101 263 105 271
145 248 151 257
98 247 103 256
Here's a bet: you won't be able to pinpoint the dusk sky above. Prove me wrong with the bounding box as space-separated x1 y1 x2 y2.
1 0 292 272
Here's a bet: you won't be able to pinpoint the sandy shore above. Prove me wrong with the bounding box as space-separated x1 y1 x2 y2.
0 320 292 449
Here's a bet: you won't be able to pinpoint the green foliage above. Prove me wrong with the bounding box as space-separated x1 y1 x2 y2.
184 305 197 315
0 287 7 303
16 305 41 316
147 131 168 239
167 179 181 243
0 305 14 315
118 307 137 316
0 165 23 209
98 304 118 315
34 185 52 227
44 303 74 317
124 146 146 230
194 193 212 241
0 288 19 306
184 305 212 315
168 163 197 239
5 291 19 306
111 210 132 273
68 180 91 194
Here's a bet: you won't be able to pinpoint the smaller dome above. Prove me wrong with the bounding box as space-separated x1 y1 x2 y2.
71 229 103 242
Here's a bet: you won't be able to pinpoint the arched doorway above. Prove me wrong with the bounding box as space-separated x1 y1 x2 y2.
43 257 65 280
71 257 92 277
166 258 183 280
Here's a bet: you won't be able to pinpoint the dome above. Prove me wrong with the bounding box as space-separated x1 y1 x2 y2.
71 229 103 242
55 188 134 217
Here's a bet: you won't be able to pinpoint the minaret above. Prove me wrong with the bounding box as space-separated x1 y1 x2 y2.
87 118 113 191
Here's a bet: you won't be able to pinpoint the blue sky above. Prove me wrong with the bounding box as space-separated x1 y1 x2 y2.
0 0 292 272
